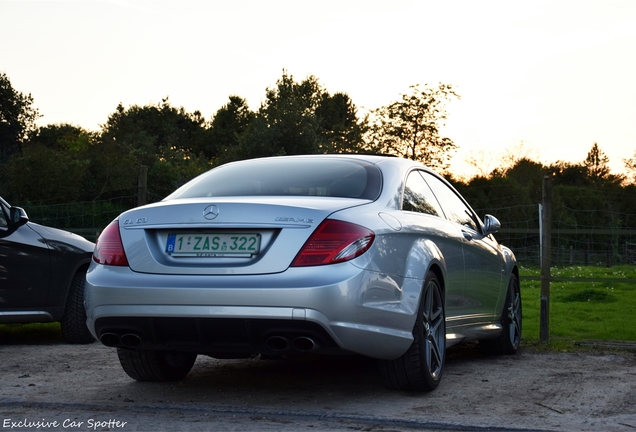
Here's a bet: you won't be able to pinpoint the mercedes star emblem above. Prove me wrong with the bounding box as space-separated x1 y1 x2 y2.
203 204 219 220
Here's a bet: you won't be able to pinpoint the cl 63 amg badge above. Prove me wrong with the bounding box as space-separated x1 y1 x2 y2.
275 217 314 223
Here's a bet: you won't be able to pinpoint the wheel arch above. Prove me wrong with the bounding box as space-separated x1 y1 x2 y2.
405 259 447 327
511 264 520 284
427 262 446 302
59 257 95 344
501 245 518 281
65 257 91 296
54 257 92 320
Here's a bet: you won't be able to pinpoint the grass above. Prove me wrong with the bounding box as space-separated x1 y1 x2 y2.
520 264 636 280
520 265 636 348
0 322 64 344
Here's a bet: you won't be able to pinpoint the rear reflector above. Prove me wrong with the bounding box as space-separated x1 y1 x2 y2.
291 219 374 267
93 220 129 266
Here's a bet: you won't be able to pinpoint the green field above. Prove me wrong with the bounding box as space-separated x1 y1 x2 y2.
520 265 636 347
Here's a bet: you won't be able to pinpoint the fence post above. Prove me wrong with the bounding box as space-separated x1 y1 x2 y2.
540 172 552 343
138 165 148 207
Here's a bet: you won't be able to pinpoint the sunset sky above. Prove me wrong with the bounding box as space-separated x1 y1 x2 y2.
2 0 635 178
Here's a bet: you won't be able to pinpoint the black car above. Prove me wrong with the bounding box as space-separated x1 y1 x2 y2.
0 197 95 343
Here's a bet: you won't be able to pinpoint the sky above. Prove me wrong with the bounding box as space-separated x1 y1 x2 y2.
2 0 636 178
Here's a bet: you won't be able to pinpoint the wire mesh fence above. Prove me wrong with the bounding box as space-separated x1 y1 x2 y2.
19 193 139 242
12 181 171 241
480 204 636 269
18 192 636 269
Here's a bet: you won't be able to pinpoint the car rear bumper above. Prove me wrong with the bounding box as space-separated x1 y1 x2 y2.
84 263 416 360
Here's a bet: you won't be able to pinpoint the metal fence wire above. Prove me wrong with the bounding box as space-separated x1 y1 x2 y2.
19 194 636 270
484 203 636 268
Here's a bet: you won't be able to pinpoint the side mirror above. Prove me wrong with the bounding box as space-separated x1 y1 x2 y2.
483 214 501 235
9 206 29 227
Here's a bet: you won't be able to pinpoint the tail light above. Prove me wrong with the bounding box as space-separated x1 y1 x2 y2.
93 220 129 266
291 219 375 267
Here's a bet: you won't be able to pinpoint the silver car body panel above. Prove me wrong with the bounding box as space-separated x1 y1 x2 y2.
84 155 518 360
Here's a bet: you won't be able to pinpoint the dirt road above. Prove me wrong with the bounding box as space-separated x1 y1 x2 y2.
1 338 635 431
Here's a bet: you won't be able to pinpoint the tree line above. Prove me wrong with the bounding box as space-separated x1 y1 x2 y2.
2 69 636 237
0 70 460 204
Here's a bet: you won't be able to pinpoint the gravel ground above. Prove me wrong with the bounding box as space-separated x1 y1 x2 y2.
1 337 635 432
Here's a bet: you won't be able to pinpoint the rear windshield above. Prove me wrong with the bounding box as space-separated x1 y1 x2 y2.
165 157 382 201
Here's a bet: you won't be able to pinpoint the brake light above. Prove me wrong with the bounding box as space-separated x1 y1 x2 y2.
93 220 129 266
291 219 375 267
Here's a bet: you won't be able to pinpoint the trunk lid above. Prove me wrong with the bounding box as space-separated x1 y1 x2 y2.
117 197 369 275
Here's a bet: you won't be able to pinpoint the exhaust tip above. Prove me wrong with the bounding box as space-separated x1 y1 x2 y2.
120 333 142 348
292 336 316 352
100 333 121 347
266 336 290 351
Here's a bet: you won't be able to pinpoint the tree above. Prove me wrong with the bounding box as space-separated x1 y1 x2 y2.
315 92 367 154
463 143 538 179
101 97 207 165
548 144 622 188
98 98 211 199
208 96 255 164
239 72 323 159
83 135 144 201
504 157 544 202
5 144 90 203
583 142 610 180
4 124 92 203
366 83 459 171
582 142 623 186
464 149 499 178
549 160 589 187
28 123 91 152
625 151 636 184
0 72 40 160
237 71 366 160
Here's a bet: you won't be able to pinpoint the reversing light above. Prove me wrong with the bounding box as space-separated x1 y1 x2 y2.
291 219 375 267
93 220 129 266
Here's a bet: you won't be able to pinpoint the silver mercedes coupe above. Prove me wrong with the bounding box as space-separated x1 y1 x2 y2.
84 154 521 391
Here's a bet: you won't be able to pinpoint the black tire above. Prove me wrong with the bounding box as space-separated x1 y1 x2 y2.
379 272 446 391
117 348 197 382
60 271 95 344
480 273 522 355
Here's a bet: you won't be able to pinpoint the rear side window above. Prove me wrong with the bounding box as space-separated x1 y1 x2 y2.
166 158 382 201
422 172 480 231
402 171 444 217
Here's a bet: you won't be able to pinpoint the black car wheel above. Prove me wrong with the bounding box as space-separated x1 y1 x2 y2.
480 273 522 355
60 271 95 344
117 348 197 381
379 271 446 391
